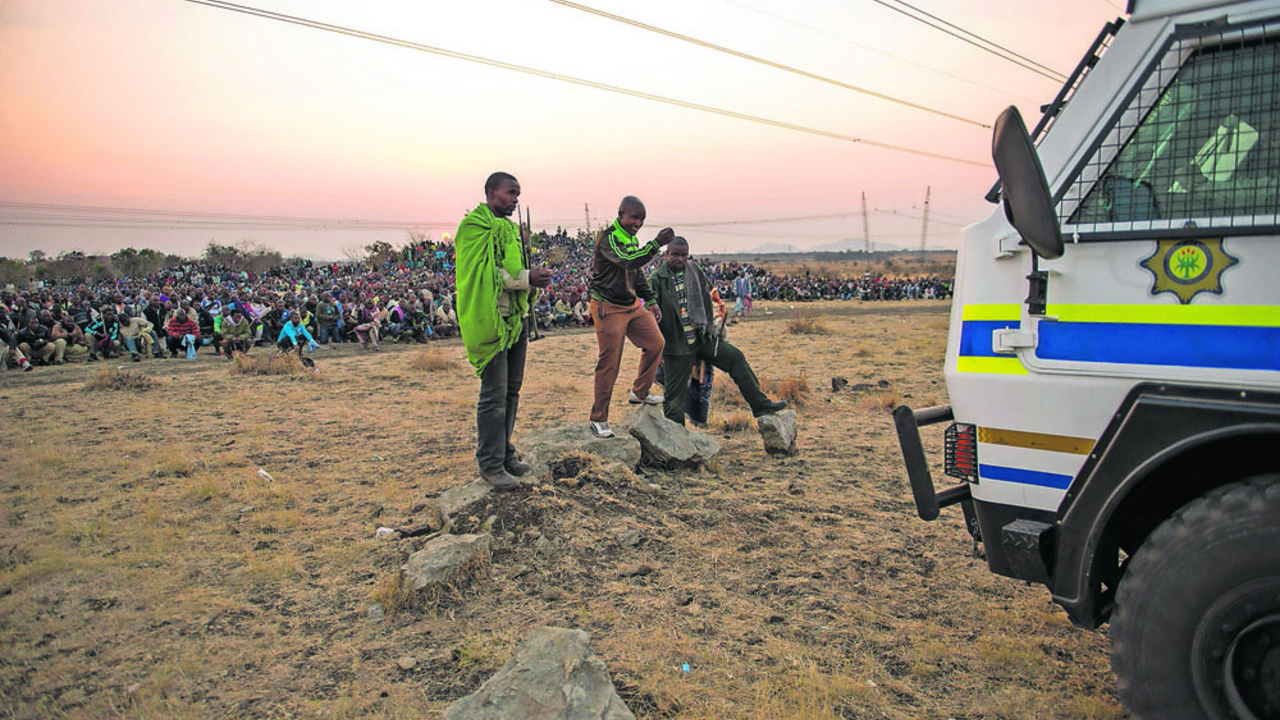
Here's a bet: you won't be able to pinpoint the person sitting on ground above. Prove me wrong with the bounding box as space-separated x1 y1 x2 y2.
553 296 572 328
648 236 786 426
52 319 92 363
405 301 433 343
433 300 458 338
277 313 318 357
353 300 381 351
315 292 340 345
165 309 200 359
117 314 154 362
1 308 32 371
17 317 63 366
221 309 253 359
573 297 590 326
86 307 122 360
258 300 287 345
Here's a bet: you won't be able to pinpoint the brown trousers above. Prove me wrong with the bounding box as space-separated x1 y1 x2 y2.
590 299 664 422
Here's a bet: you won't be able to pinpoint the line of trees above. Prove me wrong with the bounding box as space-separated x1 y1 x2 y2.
0 240 290 287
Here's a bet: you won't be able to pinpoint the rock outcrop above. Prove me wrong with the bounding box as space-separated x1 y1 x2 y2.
442 627 634 720
520 422 642 479
402 533 490 592
627 405 720 468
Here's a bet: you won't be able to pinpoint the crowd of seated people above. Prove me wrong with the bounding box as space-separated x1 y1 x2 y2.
2 233 951 371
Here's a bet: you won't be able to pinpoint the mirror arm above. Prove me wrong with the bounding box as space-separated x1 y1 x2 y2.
1025 253 1049 316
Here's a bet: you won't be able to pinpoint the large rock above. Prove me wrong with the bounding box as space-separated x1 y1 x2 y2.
402 533 490 592
757 409 798 456
438 480 492 518
442 627 634 720
627 405 720 468
521 423 641 479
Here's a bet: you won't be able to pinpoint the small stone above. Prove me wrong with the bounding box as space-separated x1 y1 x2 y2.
367 604 386 620
618 563 656 578
617 529 642 547
239 505 254 514
397 656 418 671
641 483 663 494
482 515 497 533
125 683 142 695
534 535 556 556
877 379 890 388
831 377 848 392
766 613 786 624
410 502 427 514
757 409 799 456
540 585 567 601
673 589 694 607
508 563 532 579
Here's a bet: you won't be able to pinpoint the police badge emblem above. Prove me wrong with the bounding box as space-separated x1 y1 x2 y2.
1140 238 1239 304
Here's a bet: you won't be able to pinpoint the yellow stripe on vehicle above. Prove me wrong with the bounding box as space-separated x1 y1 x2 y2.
956 356 1028 375
977 427 1094 454
961 304 1022 322
1046 304 1280 327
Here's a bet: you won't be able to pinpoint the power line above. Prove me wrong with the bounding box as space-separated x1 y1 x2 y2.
719 0 1042 104
868 0 1067 81
180 0 989 168
544 0 988 128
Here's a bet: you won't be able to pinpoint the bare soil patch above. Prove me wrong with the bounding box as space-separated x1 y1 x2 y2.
0 299 1127 719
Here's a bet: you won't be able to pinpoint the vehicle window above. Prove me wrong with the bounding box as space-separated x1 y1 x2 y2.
1064 26 1279 237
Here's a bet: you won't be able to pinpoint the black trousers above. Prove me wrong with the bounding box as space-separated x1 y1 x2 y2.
475 326 528 474
661 337 768 425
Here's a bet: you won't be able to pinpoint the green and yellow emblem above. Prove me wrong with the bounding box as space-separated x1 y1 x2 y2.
1140 238 1238 304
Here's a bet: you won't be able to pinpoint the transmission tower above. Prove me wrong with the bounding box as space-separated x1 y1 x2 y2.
584 203 592 235
920 186 931 251
861 191 870 254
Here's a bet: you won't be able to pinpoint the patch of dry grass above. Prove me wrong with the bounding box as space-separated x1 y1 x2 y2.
83 366 159 391
763 373 811 408
716 411 755 432
786 309 831 335
228 351 311 376
409 349 458 372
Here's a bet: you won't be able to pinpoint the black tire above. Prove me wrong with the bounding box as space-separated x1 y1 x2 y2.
1111 475 1280 720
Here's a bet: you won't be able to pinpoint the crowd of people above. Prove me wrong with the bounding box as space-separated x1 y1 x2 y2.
1 231 949 371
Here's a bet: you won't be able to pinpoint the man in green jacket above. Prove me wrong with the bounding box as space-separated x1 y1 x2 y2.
649 237 786 426
455 172 552 490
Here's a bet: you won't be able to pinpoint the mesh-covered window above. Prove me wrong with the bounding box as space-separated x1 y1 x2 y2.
1062 22 1280 238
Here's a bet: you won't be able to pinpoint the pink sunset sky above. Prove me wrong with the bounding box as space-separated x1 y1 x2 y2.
0 0 1122 260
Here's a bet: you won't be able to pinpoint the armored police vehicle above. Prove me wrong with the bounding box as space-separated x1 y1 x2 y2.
893 1 1280 718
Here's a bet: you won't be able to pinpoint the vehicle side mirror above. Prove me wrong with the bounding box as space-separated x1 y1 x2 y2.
992 106 1064 260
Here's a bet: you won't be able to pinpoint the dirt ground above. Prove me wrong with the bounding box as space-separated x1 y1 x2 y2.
0 298 1129 719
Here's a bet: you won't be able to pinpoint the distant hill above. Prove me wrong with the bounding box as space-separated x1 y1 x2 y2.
744 242 804 254
745 238 905 254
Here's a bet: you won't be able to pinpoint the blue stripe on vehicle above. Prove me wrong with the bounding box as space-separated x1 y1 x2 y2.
1037 322 1280 371
958 320 1020 358
979 463 1073 489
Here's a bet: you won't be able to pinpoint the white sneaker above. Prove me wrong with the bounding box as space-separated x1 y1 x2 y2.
628 390 664 405
589 421 615 438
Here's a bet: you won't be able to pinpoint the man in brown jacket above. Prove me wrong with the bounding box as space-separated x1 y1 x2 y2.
587 196 673 437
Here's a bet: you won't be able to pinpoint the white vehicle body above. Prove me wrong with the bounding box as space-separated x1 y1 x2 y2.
894 2 1279 717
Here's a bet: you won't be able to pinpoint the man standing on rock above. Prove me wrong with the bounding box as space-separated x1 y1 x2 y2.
588 196 673 438
456 171 552 490
649 236 786 425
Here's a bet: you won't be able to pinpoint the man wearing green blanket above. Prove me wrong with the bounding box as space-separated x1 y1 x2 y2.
455 172 552 490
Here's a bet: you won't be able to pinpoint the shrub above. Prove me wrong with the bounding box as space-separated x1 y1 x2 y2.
229 352 309 377
763 373 811 408
786 309 831 335
716 411 755 432
83 367 158 391
409 350 457 372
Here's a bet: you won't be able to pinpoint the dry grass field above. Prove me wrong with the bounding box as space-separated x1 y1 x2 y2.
0 298 1129 719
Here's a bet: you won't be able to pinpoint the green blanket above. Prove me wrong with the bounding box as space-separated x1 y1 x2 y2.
455 203 529 374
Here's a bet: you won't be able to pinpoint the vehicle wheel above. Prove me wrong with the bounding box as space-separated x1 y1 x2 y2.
1111 474 1280 720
